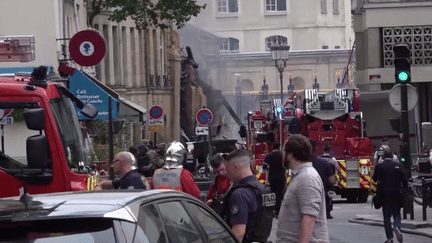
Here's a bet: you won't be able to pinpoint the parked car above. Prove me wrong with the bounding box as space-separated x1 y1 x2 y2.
0 190 240 243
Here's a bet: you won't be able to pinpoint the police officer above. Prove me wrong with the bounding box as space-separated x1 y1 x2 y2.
151 141 201 199
222 149 274 243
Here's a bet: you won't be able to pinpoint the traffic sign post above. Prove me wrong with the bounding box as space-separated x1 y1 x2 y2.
196 108 213 126
195 108 214 175
149 106 164 146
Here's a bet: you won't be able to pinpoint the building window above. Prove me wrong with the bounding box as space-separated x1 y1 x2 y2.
321 0 327 14
322 45 329 49
265 0 286 12
335 46 341 49
220 37 239 52
217 0 238 13
266 35 288 50
333 0 339 14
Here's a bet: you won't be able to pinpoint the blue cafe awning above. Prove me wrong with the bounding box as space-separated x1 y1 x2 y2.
69 69 119 120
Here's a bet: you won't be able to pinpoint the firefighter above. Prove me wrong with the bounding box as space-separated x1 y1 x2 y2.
206 154 231 216
151 141 201 199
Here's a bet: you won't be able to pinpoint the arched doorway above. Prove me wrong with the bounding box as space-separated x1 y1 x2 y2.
240 79 254 91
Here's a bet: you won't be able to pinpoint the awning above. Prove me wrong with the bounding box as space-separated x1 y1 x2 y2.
69 69 147 121
69 69 120 120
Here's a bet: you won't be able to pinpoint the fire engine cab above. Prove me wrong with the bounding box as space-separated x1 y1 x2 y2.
249 88 373 203
0 35 99 198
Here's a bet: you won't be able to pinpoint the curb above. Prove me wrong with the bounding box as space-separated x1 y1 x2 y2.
349 218 432 238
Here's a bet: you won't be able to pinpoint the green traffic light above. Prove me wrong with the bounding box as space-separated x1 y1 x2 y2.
398 71 409 82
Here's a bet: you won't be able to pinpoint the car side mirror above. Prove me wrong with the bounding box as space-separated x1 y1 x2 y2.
26 134 49 170
24 108 45 131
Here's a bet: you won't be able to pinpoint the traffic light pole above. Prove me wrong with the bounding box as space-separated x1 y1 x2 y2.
401 83 414 220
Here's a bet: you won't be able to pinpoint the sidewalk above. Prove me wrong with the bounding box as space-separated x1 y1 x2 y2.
349 201 432 238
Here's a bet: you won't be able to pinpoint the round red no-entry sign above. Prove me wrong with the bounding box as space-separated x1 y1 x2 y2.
196 108 213 126
69 29 107 67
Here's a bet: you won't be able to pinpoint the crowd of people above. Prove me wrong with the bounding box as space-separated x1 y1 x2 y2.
95 135 414 243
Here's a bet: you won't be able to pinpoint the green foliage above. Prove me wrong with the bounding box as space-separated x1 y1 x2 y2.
88 120 108 144
103 0 206 29
10 109 25 123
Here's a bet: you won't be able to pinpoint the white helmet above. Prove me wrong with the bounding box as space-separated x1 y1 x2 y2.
164 141 187 169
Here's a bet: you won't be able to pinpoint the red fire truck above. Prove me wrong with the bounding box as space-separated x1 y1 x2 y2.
249 88 373 203
0 35 99 198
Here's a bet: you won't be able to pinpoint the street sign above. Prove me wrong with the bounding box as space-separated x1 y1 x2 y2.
0 108 13 120
0 117 13 125
195 126 209 135
388 84 418 112
196 108 213 126
69 29 107 67
149 106 163 119
149 105 164 132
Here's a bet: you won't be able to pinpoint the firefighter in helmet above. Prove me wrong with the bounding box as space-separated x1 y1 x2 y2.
150 141 201 199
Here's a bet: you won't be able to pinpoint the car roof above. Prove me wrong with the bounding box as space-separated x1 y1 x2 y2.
0 189 199 223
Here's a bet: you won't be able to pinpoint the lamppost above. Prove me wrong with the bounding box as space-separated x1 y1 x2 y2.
270 43 290 103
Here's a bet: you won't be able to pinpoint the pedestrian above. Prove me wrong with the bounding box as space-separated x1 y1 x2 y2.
373 145 408 243
97 151 147 190
136 144 155 177
206 154 231 216
318 143 338 219
309 139 336 220
151 141 201 199
222 149 274 243
320 143 339 171
277 135 329 243
375 137 399 164
264 141 286 218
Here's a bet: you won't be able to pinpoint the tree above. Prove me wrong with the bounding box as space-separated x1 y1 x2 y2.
88 0 206 30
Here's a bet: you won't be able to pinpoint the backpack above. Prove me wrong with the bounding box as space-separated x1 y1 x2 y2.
222 179 275 242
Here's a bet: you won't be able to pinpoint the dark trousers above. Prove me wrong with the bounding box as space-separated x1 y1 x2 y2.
382 199 401 239
269 176 286 216
325 194 333 216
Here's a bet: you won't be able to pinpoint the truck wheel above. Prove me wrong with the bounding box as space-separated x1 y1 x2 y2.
347 193 357 203
358 191 369 203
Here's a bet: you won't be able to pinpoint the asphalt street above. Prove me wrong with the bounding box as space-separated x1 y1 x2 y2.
267 196 432 243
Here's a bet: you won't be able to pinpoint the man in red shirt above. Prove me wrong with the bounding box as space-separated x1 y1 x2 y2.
151 141 201 199
206 154 231 215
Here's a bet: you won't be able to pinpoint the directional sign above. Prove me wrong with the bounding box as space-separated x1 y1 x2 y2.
195 126 209 135
69 29 107 67
149 106 163 119
196 108 213 126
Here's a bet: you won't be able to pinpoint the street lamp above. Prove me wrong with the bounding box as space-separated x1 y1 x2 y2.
270 43 290 102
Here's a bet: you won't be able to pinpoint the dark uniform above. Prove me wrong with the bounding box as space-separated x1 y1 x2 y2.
222 175 274 243
113 170 146 190
264 149 286 216
311 155 335 219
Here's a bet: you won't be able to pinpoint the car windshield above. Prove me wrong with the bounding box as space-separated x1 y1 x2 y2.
50 97 88 169
0 218 116 243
